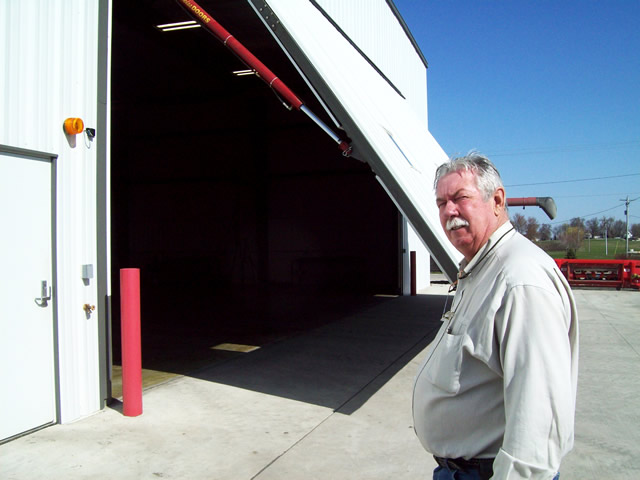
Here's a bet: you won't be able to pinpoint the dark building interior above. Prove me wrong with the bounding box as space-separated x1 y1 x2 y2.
109 0 401 377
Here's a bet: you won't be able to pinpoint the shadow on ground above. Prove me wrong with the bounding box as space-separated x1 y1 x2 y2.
111 287 446 414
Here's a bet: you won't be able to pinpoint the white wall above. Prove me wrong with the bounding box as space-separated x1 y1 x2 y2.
315 1 436 292
315 0 429 128
0 0 105 422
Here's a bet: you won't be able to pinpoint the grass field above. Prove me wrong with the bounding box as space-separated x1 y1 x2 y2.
539 238 640 259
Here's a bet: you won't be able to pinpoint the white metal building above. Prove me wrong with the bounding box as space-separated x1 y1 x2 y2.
0 0 460 442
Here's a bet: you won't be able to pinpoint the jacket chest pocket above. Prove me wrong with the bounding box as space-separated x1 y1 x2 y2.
424 332 465 394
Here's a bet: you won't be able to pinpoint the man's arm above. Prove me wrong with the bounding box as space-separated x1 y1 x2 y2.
492 284 575 479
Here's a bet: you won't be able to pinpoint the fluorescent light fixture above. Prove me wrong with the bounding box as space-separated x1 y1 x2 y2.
156 20 201 32
233 69 257 76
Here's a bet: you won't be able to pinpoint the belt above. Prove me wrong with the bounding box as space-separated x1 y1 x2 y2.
434 456 495 473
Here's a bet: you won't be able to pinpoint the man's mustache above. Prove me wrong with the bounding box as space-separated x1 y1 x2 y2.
446 217 470 231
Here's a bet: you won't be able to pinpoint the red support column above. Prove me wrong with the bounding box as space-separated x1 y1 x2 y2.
410 251 417 296
120 268 142 417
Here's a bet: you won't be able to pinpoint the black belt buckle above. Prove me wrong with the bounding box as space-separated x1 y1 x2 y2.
435 456 468 473
447 458 467 473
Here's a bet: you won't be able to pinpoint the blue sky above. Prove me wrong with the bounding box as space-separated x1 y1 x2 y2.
394 0 640 227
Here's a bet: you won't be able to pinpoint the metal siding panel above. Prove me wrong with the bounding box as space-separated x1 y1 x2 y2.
1 0 103 423
316 0 428 127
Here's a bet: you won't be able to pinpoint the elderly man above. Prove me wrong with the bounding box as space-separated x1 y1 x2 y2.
413 153 578 480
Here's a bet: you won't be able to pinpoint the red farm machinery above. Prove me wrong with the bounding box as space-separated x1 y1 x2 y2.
507 197 639 290
554 259 640 290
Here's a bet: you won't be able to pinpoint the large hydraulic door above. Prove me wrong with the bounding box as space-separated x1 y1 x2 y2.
0 147 57 442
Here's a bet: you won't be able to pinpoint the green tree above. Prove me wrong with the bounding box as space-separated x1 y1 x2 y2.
585 218 600 238
525 217 539 240
599 216 615 237
512 213 527 234
554 223 568 240
539 223 552 241
611 219 626 237
560 226 584 252
570 217 585 229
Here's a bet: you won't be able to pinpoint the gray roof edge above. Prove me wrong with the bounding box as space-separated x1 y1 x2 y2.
385 0 429 69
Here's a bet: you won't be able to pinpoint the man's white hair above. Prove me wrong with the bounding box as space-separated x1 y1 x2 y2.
433 151 504 201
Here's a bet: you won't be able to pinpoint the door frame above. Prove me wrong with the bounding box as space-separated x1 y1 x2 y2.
0 144 60 442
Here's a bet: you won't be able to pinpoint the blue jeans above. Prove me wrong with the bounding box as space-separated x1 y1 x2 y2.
433 465 492 480
433 465 560 480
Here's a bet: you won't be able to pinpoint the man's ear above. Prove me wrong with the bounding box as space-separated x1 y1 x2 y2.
493 187 506 216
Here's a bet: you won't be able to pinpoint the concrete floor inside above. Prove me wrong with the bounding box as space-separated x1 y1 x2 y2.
109 285 398 400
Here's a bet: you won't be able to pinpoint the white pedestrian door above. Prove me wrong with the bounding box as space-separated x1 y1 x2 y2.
0 148 57 442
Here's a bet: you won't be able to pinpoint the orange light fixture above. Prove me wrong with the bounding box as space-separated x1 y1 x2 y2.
64 117 84 135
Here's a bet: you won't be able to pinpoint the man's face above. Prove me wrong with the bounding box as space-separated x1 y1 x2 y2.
435 169 504 261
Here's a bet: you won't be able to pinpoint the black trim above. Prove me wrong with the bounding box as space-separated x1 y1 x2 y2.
386 0 429 68
308 0 406 99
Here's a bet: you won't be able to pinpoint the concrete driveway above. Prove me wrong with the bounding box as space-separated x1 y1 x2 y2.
1 286 638 479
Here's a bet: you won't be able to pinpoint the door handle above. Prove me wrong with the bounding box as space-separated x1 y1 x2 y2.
35 280 52 307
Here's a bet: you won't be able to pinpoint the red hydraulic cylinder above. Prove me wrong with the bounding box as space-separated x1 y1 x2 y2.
176 0 352 156
177 0 302 109
120 268 142 417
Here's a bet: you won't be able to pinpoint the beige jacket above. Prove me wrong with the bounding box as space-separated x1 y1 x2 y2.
413 222 579 479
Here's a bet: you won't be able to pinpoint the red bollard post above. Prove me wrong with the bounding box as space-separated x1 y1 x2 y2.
120 268 142 416
410 251 417 296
